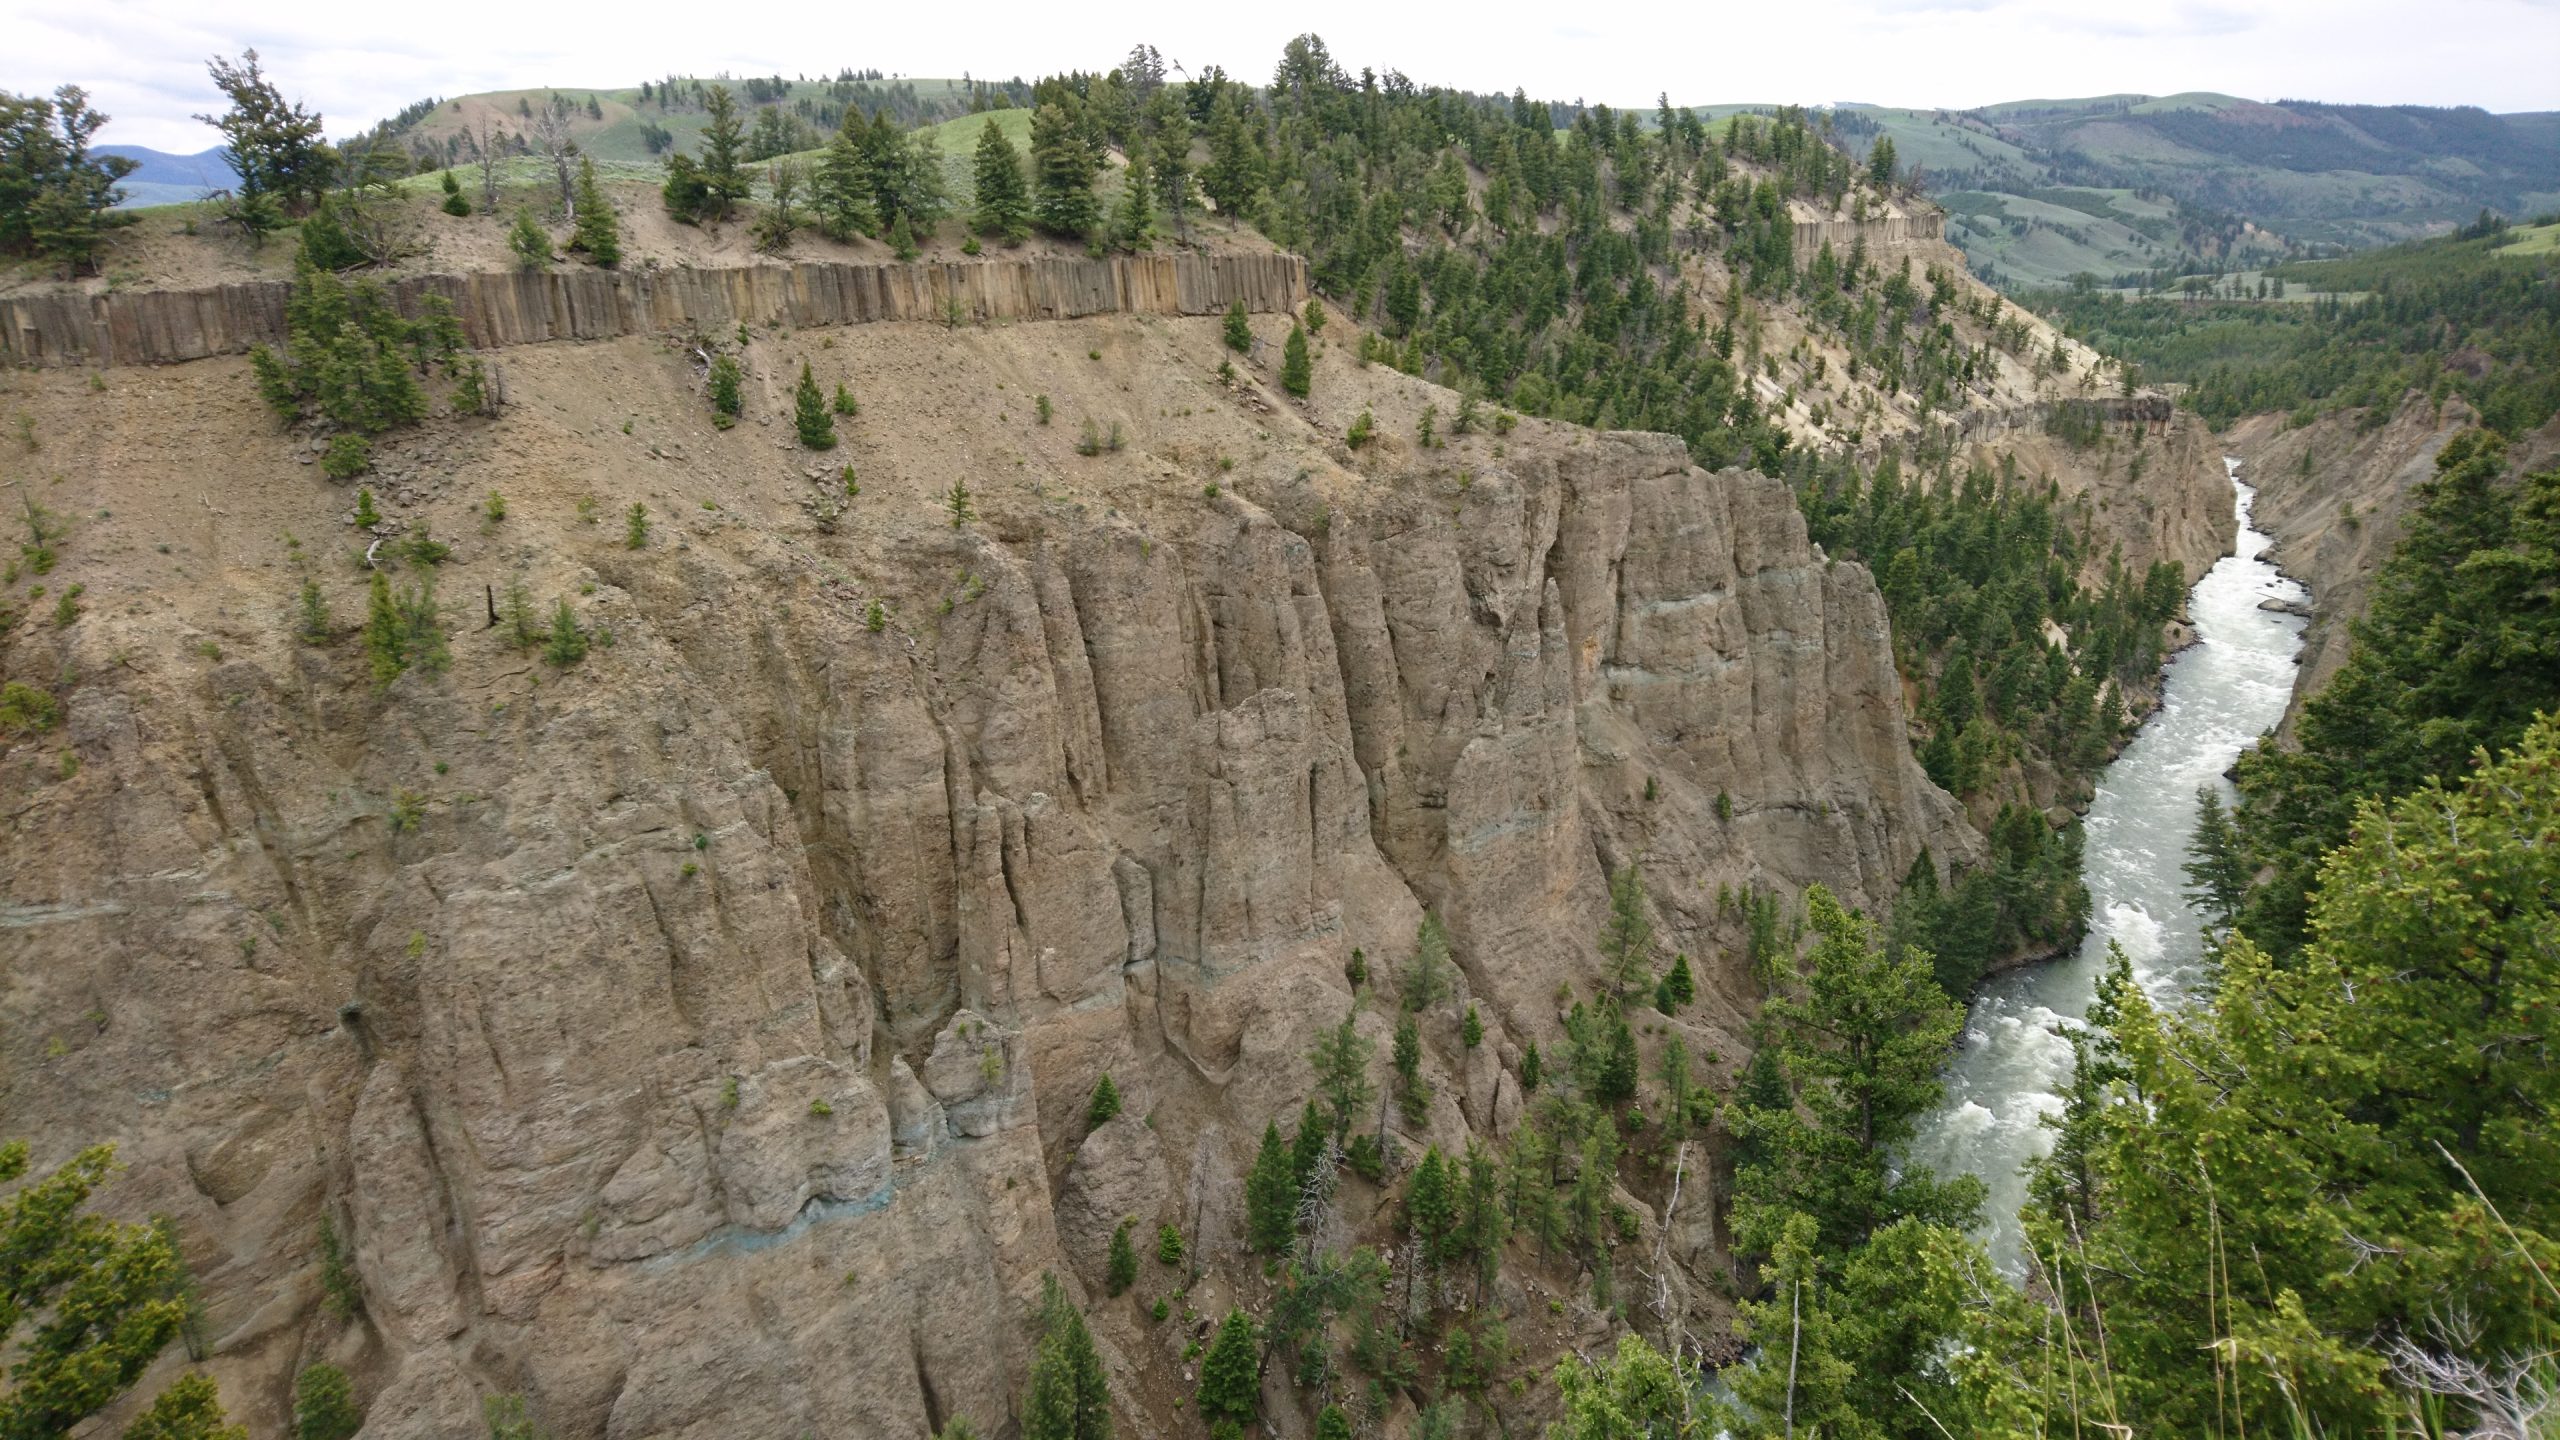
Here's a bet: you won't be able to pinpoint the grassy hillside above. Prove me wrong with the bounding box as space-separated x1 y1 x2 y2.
374 75 1014 171
2030 220 2560 432
1794 93 2560 288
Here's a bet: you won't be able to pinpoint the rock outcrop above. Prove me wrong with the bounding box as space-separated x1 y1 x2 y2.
1 298 2022 1437
0 252 1310 368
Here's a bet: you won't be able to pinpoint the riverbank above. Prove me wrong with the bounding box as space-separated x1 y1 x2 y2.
1906 460 2307 1268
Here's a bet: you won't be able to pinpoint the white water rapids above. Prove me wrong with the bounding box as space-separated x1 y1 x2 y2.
1903 459 2309 1268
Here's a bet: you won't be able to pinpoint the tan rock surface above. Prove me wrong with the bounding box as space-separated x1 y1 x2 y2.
0 290 2171 1434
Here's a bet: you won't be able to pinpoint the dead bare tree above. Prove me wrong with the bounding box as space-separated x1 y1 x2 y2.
530 95 579 219
465 115 512 213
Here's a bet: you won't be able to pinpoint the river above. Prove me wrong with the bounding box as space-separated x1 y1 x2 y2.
1904 460 2309 1268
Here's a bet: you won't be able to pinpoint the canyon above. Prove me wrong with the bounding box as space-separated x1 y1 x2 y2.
1 222 2228 1436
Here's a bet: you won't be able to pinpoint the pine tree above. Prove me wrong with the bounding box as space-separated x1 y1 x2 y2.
1222 299 1252 354
1520 1041 1543 1094
1315 1406 1351 1440
1657 1035 1693 1137
1195 1310 1261 1424
1866 135 1898 191
1245 1122 1297 1253
793 361 838 450
1031 103 1100 240
1393 1011 1431 1125
888 211 918 260
1024 1274 1113 1440
1085 1072 1121 1129
1308 1009 1376 1142
296 578 331 643
1593 1003 1638 1106
697 85 749 221
813 110 882 240
946 480 976 529
1155 1223 1183 1266
1199 92 1264 219
1600 864 1655 999
1111 152 1153 252
1105 1220 1137 1295
1288 1099 1329 1194
1407 1146 1456 1267
542 600 587 668
707 355 743 425
570 157 620 268
1654 952 1695 1014
0 1141 197 1437
970 118 1032 243
1461 1006 1483 1048
2181 786 2248 935
363 570 402 684
1733 884 1972 1258
1147 94 1193 237
1280 323 1311 397
1403 910 1451 1010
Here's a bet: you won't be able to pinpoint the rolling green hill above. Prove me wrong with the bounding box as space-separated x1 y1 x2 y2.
1692 93 2560 289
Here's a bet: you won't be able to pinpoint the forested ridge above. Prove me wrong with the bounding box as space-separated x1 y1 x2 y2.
2033 223 2560 435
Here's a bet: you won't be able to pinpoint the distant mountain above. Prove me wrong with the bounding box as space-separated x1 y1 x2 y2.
1689 95 2560 289
95 145 237 208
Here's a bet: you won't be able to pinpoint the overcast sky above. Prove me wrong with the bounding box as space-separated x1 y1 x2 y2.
11 0 2558 152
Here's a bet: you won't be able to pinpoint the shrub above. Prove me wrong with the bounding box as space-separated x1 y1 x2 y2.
1035 393 1052 425
316 1215 362 1318
297 579 331 643
832 382 859 417
706 354 743 428
508 211 554 269
1346 409 1375 449
294 1364 362 1440
401 526 450 566
1076 418 1102 456
0 681 62 733
543 600 588 667
321 433 372 480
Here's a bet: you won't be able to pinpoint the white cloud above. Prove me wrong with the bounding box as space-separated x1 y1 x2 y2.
4 0 2554 153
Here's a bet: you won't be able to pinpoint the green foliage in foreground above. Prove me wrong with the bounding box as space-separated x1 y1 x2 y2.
0 1141 235 1438
2236 431 2560 955
1955 714 2560 1437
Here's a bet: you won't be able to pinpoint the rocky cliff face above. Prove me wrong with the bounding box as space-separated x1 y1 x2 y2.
0 312 1976 1437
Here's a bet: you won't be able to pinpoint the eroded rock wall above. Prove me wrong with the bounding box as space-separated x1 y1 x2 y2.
0 316 1968 1437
